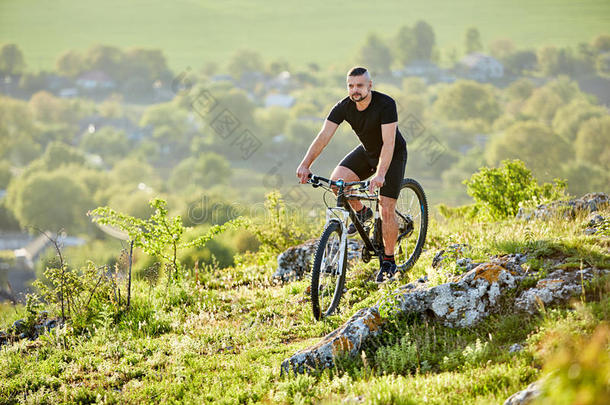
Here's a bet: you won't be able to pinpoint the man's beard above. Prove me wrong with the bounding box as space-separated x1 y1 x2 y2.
350 91 367 102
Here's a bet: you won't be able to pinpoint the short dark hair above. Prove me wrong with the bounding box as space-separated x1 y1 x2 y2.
347 67 368 77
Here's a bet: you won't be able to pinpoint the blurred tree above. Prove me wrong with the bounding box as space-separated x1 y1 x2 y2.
140 102 193 161
402 77 427 94
80 126 129 164
267 59 291 76
395 25 416 65
358 33 393 75
41 141 86 170
503 50 537 75
7 170 92 233
485 121 570 180
227 49 264 79
0 161 11 189
255 106 289 139
488 38 515 61
110 158 161 190
18 71 53 95
0 96 40 164
506 78 534 101
0 43 26 75
412 20 436 61
521 87 564 122
574 116 610 170
55 49 85 78
106 190 156 220
552 100 606 142
597 52 610 75
83 44 124 80
123 48 170 81
395 94 426 122
537 46 561 76
562 160 610 196
169 152 232 192
464 27 483 54
537 46 578 76
591 34 610 53
97 95 125 118
434 80 500 124
121 76 154 102
28 91 74 123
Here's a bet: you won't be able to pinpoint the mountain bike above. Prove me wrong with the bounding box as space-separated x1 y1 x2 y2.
306 174 428 320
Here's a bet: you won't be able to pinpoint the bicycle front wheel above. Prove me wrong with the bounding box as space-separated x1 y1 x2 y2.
311 220 347 321
394 178 428 271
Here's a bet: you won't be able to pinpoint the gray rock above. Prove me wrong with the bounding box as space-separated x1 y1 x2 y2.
508 343 523 353
504 380 542 405
273 238 362 282
281 307 383 375
12 319 27 334
514 268 607 314
282 254 527 374
517 193 609 221
45 319 58 330
587 213 605 228
273 239 317 282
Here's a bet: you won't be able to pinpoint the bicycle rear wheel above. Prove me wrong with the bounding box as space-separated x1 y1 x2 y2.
394 178 428 271
311 221 347 321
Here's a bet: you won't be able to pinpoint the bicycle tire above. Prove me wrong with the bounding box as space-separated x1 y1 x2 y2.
311 220 347 321
394 178 428 271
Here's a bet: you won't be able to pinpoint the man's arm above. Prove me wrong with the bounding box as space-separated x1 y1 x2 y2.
369 122 397 192
296 119 340 183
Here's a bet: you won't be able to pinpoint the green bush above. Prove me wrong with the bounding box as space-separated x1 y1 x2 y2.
464 159 567 219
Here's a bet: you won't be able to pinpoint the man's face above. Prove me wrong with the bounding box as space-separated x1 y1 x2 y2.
347 75 371 102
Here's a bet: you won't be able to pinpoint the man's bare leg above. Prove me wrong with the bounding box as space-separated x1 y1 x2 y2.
330 165 364 212
379 195 398 256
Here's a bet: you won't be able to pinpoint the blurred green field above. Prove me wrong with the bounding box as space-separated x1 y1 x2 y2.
1 0 609 72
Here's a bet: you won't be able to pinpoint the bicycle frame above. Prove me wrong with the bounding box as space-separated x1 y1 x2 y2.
312 175 385 260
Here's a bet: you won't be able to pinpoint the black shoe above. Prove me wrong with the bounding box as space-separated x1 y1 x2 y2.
375 260 397 283
347 206 373 235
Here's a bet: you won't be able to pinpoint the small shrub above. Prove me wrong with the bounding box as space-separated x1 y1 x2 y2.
464 159 567 220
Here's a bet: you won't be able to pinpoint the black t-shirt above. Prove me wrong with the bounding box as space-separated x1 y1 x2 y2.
327 90 406 159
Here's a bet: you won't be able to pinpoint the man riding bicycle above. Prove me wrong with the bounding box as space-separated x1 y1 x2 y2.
296 66 407 283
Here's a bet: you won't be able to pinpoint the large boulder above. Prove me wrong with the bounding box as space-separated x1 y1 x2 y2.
273 238 362 282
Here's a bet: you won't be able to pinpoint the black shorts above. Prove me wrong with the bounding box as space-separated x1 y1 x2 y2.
338 145 407 199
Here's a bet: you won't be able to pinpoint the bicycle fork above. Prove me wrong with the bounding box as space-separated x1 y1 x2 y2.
324 207 349 275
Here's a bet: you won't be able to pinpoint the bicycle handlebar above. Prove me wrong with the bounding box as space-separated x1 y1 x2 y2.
307 173 372 192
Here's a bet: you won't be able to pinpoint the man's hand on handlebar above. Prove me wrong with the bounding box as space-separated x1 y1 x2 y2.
296 165 312 184
369 174 385 194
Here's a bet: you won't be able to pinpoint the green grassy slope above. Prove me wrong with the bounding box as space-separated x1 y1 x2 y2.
1 0 609 71
0 203 608 403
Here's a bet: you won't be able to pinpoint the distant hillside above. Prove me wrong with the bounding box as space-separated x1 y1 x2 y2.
1 0 610 71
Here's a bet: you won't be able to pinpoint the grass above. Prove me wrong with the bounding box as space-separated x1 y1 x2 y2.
1 0 609 72
0 204 608 403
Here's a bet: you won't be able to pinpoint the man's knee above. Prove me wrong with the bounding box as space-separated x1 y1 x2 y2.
331 165 359 182
379 198 397 221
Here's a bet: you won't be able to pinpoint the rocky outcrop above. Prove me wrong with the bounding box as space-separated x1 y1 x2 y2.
514 268 606 313
504 380 542 405
282 252 608 374
282 254 528 374
281 307 383 375
517 193 609 221
273 239 362 282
